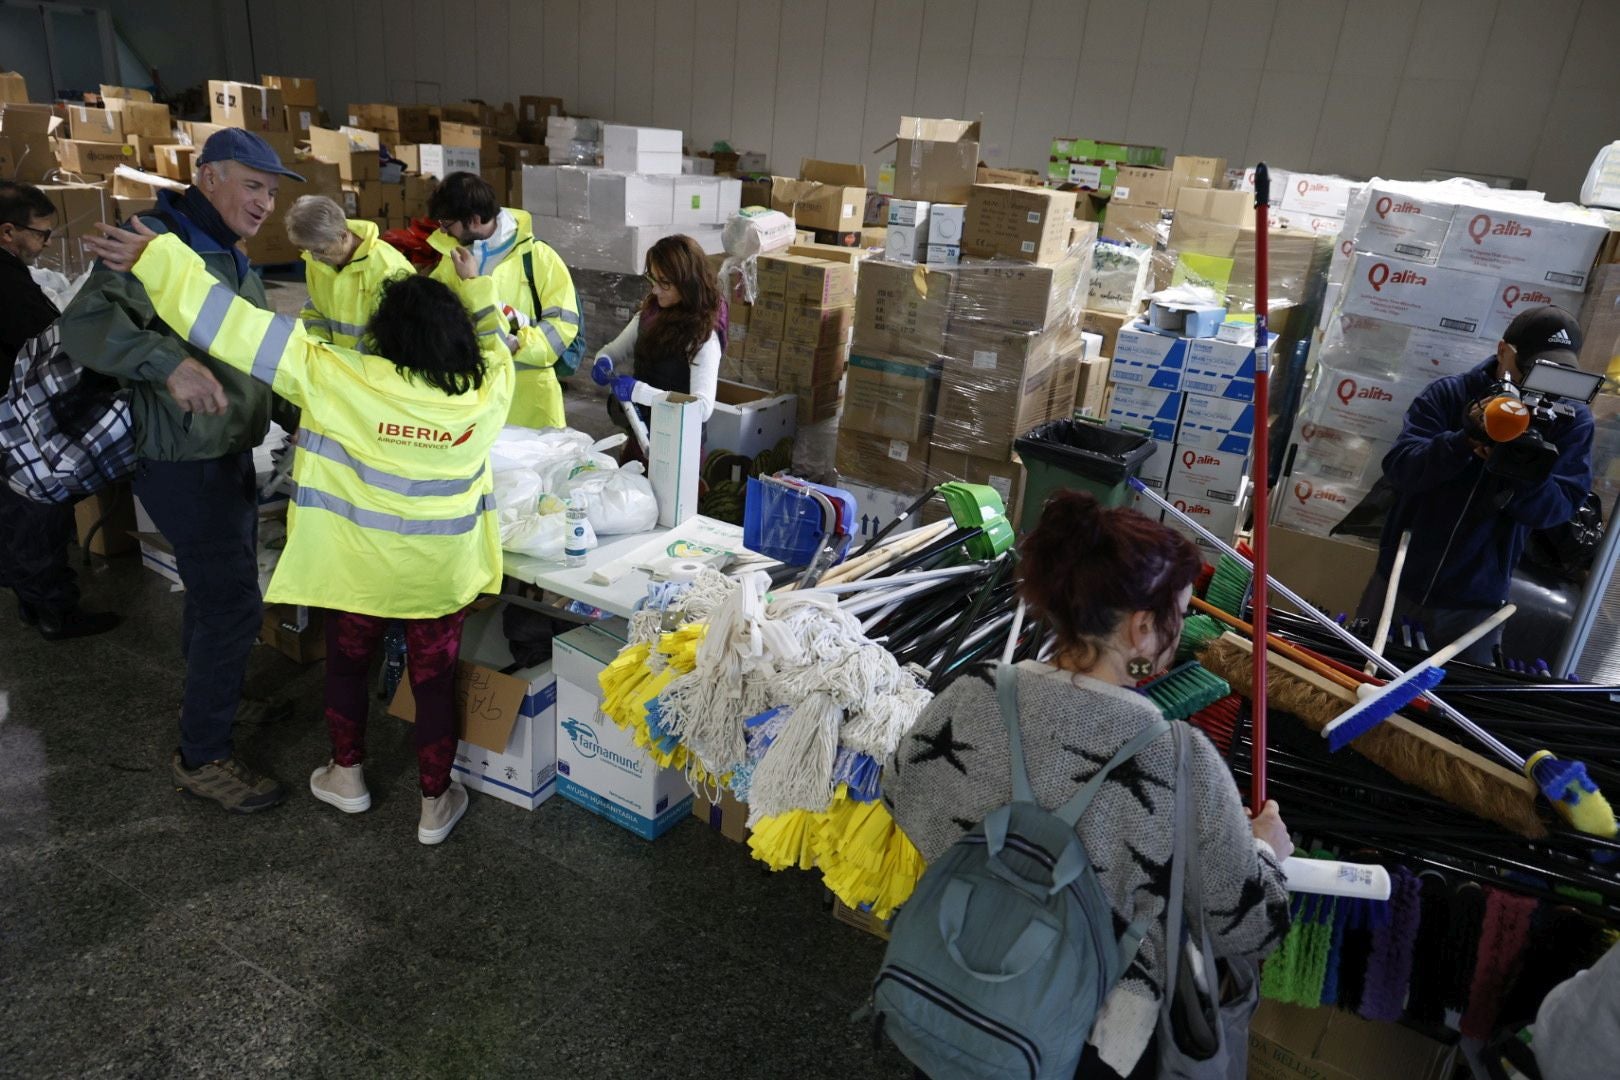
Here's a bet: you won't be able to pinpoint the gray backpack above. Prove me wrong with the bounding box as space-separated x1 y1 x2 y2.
872 663 1169 1079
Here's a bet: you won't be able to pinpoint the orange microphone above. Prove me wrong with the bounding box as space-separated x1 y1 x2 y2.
1483 395 1532 442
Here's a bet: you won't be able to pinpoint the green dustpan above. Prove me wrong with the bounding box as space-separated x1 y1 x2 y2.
937 482 1015 560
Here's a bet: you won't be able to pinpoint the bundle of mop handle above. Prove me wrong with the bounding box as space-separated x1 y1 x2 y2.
1137 477 1616 838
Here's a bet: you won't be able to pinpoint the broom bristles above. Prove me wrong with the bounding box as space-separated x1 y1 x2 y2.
1199 636 1547 839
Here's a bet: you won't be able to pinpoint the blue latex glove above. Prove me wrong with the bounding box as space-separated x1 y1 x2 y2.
590 355 614 386
611 375 638 403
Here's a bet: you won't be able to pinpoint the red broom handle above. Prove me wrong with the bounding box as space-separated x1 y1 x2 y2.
1250 164 1271 814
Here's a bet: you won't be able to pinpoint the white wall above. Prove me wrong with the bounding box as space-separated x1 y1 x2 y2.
237 0 1620 199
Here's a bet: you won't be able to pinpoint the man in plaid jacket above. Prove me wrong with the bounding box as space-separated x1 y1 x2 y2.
0 181 120 640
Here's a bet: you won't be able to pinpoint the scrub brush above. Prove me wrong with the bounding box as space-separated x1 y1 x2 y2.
1205 553 1252 616
1137 661 1231 721
1177 612 1226 663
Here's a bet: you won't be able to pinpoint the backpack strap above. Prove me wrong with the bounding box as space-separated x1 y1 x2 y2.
1055 715 1170 829
994 663 1036 805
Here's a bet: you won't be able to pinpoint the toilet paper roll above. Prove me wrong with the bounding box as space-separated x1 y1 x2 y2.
660 559 707 583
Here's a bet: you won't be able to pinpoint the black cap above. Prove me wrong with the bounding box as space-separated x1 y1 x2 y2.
1502 304 1582 367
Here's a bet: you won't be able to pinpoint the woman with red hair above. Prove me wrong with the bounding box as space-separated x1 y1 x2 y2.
883 491 1292 1079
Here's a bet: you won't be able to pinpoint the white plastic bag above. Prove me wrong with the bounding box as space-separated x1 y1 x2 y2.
501 493 568 557
540 434 626 496
490 427 597 475
586 462 658 535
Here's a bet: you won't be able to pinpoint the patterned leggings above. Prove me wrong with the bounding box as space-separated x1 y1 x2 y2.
324 607 468 796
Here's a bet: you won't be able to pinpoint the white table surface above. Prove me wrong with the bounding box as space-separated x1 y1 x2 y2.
502 529 671 620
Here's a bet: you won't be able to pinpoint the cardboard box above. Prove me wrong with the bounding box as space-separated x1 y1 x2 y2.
771 160 866 232
1169 155 1225 193
1168 442 1248 502
1182 339 1257 401
976 165 1043 187
209 80 286 132
39 183 110 241
1111 166 1174 209
1105 384 1183 443
843 352 939 442
753 254 796 297
890 117 980 204
518 95 565 126
394 143 480 180
951 248 1090 333
935 359 1059 460
54 138 134 177
108 99 172 143
74 484 136 557
835 427 931 491
650 394 703 527
253 604 322 663
341 181 390 221
602 124 683 175
1168 187 1253 258
283 105 317 136
1339 252 1495 337
786 242 869 266
1303 363 1418 443
555 624 693 840
349 104 435 143
0 71 28 104
437 120 499 159
1274 470 1369 539
309 126 380 182
1353 183 1457 264
1480 278 1586 342
963 184 1075 264
66 105 123 144
705 380 797 463
1100 203 1163 248
1073 355 1111 417
1437 205 1608 291
786 259 856 308
886 222 928 262
1247 1000 1457 1080
832 897 893 940
1266 528 1381 616
690 787 750 842
1160 490 1245 560
929 448 1025 518
590 173 674 226
119 133 157 171
1578 262 1620 376
400 173 438 218
1277 171 1353 222
783 302 852 350
262 75 318 107
111 194 158 224
1082 309 1127 358
853 260 954 361
1110 326 1187 392
1178 393 1255 455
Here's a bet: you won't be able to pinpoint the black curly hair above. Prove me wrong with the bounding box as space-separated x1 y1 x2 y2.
363 274 487 397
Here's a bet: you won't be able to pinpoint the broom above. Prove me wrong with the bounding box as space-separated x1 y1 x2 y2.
1143 480 1616 837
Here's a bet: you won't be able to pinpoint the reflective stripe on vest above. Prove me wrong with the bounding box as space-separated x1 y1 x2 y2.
187 284 235 354
251 314 298 385
535 319 566 356
304 316 366 339
539 306 581 327
297 430 487 498
470 305 498 324
293 484 496 535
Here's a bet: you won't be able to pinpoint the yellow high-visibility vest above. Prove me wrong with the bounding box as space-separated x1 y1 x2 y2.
132 232 513 620
428 208 578 429
298 219 415 351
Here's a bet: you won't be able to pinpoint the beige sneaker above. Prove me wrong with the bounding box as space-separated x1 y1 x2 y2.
417 781 469 845
309 760 371 813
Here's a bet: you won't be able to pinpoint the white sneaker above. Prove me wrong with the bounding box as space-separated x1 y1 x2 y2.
309 760 371 813
417 781 469 845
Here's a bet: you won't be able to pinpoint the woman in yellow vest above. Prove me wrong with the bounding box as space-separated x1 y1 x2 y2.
85 218 512 847
285 195 413 350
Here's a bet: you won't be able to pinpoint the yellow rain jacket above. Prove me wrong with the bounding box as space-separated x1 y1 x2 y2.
130 232 513 620
427 208 578 429
298 219 415 350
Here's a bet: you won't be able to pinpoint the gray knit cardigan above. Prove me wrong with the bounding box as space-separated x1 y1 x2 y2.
882 661 1291 1076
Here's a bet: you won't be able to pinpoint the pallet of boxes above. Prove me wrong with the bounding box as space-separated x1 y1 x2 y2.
834 118 1100 537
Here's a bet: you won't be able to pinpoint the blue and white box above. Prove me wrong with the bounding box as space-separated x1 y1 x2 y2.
555 623 694 840
1109 326 1187 392
1178 392 1255 455
1183 339 1257 400
1106 383 1184 443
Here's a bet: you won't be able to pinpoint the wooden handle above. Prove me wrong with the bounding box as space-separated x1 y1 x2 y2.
1190 596 1363 693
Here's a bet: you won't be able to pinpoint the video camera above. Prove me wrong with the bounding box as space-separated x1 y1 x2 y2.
1470 359 1605 484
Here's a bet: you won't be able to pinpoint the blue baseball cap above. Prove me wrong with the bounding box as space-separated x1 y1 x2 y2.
196 128 305 182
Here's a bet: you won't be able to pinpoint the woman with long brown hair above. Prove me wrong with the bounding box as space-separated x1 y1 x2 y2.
591 234 726 441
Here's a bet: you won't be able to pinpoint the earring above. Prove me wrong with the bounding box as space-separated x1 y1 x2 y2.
1127 656 1157 679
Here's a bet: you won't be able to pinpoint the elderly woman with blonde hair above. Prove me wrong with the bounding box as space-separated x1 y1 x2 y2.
285 194 413 349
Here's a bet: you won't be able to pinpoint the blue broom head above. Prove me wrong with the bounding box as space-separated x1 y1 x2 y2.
1321 665 1447 752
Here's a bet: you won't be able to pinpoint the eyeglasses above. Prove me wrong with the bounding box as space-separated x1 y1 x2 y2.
645 273 673 289
16 225 53 242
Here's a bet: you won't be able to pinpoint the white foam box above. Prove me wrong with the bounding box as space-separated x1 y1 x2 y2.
1168 444 1249 502
602 124 683 175
1275 472 1367 538
886 222 929 261
1162 490 1245 561
681 155 715 175
1178 392 1255 455
555 166 596 220
520 164 559 217
447 607 558 810
413 144 480 180
1339 252 1496 338
930 204 966 245
1353 184 1458 264
1305 364 1420 443
672 176 735 225
1109 325 1187 392
1182 339 1256 401
1105 384 1184 443
1278 173 1355 222
650 393 704 527
590 172 675 226
1437 204 1608 291
554 622 693 840
888 198 931 227
1480 280 1587 342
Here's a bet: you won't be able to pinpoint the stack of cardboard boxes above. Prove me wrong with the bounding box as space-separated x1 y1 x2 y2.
732 252 856 426
769 159 869 246
523 126 738 274
1046 137 1167 195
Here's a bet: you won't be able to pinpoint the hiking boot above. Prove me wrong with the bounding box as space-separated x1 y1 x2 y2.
417 782 469 845
171 751 286 813
36 606 120 641
310 760 371 813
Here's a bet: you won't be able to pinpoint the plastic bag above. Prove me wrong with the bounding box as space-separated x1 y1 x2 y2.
490 427 597 475
586 462 657 535
540 434 626 496
501 493 568 557
493 467 544 515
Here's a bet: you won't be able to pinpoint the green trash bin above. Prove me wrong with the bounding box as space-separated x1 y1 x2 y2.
1014 418 1158 525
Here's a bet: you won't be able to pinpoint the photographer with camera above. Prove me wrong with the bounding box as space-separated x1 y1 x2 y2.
1356 306 1596 665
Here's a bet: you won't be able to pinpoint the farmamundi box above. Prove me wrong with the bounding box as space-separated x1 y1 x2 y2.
554 623 693 840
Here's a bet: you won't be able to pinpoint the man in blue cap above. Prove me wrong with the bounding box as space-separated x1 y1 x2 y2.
61 129 306 813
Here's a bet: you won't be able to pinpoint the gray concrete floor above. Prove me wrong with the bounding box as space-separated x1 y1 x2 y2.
0 275 905 1079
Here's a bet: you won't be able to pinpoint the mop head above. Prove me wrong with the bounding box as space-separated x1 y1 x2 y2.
1199 636 1547 839
1320 665 1448 752
1526 751 1618 838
